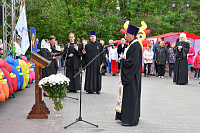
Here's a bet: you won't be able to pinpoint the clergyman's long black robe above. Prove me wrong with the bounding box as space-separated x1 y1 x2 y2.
83 41 106 93
63 43 82 91
116 40 142 126
173 41 189 85
51 44 59 74
38 48 55 78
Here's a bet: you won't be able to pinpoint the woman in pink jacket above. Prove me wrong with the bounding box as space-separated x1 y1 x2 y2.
187 40 195 80
194 50 200 79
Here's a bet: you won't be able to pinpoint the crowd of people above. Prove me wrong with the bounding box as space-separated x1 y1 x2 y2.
143 34 200 84
1 31 199 88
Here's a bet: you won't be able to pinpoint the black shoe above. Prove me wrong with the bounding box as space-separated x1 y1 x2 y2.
66 90 72 93
122 123 132 126
88 92 94 94
43 93 50 97
112 74 116 76
147 75 149 77
73 90 77 93
96 91 101 94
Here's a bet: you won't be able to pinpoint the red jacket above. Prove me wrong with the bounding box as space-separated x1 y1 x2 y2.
194 55 200 69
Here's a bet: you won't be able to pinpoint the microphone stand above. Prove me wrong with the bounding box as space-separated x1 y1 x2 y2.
64 46 107 129
63 45 78 100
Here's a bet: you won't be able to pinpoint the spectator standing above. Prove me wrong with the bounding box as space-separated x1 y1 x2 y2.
187 40 195 80
194 50 200 79
149 40 155 75
168 43 176 77
165 41 171 71
153 37 162 76
107 39 113 73
100 40 108 76
143 44 153 77
0 39 3 57
109 43 118 76
117 38 128 69
155 41 168 78
165 41 171 49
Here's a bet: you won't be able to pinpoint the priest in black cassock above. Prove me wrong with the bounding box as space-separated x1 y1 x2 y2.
173 33 190 85
115 24 142 126
49 35 59 74
63 33 82 93
82 31 106 94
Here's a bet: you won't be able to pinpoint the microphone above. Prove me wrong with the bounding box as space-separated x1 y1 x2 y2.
104 44 114 48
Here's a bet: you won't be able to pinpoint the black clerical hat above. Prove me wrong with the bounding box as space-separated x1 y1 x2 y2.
89 31 96 37
126 24 139 36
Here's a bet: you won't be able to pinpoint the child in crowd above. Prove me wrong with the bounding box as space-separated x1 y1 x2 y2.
194 50 200 79
109 43 118 76
143 44 154 77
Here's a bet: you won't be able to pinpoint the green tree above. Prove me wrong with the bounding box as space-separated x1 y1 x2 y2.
1 0 200 44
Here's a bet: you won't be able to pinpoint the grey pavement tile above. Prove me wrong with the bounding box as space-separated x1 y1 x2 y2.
1 69 200 133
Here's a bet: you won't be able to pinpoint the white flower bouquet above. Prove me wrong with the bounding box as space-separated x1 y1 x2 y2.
39 73 70 111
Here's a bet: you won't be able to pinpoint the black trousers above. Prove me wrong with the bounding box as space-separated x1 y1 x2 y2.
158 64 165 76
144 63 152 76
154 60 158 75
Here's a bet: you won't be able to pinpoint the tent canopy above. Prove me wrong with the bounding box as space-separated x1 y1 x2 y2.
148 32 200 39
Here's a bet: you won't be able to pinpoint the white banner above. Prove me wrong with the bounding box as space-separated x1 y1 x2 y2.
15 6 29 55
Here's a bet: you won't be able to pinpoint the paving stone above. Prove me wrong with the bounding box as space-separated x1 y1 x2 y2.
1 68 200 133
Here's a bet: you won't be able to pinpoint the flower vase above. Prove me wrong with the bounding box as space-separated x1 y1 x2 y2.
53 98 63 117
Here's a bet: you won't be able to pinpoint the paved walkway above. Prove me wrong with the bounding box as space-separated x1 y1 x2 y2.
1 68 200 133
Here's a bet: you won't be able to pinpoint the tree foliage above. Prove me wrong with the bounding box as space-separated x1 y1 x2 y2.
0 0 200 44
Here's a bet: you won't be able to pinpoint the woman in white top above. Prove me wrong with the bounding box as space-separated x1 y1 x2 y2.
109 43 118 76
143 44 154 77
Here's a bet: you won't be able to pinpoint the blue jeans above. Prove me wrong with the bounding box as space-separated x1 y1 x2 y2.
169 63 175 77
194 69 200 78
144 63 152 76
107 59 112 72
